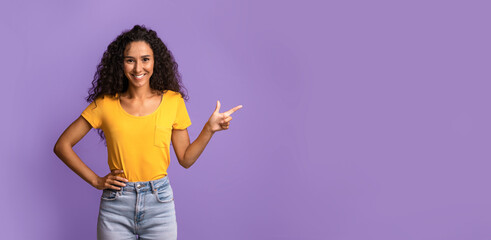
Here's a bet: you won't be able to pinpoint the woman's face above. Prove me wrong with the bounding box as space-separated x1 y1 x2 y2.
123 41 154 89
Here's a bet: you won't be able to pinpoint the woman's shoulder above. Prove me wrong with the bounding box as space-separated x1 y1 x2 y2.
89 94 118 107
163 90 183 99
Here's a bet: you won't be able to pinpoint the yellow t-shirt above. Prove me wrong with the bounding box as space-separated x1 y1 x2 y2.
81 90 191 182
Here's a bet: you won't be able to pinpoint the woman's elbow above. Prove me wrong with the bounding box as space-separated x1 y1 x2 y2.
53 139 69 157
179 160 191 169
53 140 61 155
177 156 193 169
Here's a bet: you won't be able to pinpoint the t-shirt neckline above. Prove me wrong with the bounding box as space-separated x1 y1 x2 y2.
116 92 164 119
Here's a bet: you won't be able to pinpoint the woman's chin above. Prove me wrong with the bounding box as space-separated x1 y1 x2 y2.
129 80 148 88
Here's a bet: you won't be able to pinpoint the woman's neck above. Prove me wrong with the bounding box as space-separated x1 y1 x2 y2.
123 86 159 99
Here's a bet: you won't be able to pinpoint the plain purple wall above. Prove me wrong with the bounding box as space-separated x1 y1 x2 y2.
1 0 490 239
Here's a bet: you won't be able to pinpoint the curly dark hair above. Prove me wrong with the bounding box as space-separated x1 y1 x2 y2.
86 24 187 142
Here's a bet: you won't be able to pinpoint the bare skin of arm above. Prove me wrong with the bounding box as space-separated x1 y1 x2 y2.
172 101 242 169
53 116 128 190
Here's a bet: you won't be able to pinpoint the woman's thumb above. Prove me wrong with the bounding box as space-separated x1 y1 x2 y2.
214 100 221 113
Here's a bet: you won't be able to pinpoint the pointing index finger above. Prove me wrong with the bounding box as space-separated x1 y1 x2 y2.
224 105 243 116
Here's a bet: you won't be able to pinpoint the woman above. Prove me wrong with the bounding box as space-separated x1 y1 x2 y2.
53 25 242 240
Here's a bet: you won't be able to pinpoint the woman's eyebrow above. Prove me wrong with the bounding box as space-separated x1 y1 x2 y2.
124 55 152 59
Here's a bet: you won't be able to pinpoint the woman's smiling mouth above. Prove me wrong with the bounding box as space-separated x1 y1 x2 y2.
132 73 146 79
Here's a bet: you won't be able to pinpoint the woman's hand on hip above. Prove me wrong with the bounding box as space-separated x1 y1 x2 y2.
95 169 129 190
206 101 242 133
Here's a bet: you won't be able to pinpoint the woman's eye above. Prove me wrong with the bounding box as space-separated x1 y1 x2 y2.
126 59 134 63
143 58 150 62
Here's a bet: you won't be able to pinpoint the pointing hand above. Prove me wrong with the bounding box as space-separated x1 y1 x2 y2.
206 100 242 133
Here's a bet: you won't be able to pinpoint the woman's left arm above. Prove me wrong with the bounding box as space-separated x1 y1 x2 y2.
172 100 242 169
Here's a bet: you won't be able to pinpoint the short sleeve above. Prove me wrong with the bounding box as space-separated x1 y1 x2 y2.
81 98 103 129
172 94 192 129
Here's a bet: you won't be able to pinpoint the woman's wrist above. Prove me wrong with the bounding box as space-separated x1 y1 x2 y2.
91 176 102 190
204 122 215 135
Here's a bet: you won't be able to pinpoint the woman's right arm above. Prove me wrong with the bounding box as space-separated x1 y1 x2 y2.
53 116 128 190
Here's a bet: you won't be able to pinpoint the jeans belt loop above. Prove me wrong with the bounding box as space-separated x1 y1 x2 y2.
150 181 156 193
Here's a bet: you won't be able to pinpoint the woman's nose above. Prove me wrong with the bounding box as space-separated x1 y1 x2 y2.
134 60 143 72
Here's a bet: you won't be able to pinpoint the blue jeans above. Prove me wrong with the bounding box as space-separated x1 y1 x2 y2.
97 176 177 240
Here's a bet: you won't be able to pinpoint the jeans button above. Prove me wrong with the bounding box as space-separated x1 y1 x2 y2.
137 184 141 189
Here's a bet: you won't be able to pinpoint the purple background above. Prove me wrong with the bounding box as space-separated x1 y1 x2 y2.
1 0 490 239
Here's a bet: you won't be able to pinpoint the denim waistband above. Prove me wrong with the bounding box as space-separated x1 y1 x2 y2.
120 175 169 193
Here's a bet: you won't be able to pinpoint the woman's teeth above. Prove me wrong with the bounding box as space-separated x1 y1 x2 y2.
134 74 145 79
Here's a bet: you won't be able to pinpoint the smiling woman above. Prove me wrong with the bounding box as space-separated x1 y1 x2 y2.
53 25 242 240
123 41 154 89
